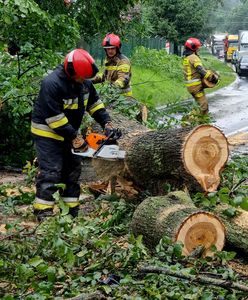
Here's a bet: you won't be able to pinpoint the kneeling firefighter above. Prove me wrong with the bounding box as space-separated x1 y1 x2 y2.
31 49 115 221
183 37 219 114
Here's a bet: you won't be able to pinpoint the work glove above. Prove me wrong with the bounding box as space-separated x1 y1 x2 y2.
104 121 115 137
72 134 88 152
209 73 219 84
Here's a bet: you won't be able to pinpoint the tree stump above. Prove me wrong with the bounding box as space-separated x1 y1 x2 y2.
131 191 226 257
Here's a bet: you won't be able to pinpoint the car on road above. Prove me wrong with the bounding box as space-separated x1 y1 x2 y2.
236 55 248 76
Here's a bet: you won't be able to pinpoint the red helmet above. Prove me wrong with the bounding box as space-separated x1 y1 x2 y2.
64 49 99 80
185 38 202 51
102 33 121 50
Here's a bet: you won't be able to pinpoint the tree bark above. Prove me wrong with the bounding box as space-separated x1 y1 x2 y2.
131 191 226 256
213 205 248 255
81 110 229 196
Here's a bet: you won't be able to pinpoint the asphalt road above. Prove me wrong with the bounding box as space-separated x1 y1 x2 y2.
209 76 248 136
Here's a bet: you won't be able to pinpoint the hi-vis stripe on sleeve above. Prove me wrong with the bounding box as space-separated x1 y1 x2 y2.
115 78 125 88
31 122 64 141
63 98 78 110
45 113 68 129
88 100 105 115
117 64 130 72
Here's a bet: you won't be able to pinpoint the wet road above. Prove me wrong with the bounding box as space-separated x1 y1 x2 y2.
209 76 248 136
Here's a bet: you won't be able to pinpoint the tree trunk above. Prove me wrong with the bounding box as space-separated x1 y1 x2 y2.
123 124 229 194
81 113 229 196
131 191 226 256
213 205 248 255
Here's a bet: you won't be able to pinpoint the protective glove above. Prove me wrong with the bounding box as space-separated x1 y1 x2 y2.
104 121 115 137
209 73 219 84
72 134 88 152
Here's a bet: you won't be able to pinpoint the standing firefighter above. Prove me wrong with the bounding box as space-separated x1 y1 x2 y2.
183 37 219 114
92 33 132 96
31 49 115 221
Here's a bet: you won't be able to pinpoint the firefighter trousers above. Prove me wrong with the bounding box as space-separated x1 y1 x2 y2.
33 136 82 211
187 84 208 114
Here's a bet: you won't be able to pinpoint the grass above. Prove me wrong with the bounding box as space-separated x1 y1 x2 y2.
130 47 236 107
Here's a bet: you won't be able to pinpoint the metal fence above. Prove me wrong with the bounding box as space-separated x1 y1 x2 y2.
79 35 168 63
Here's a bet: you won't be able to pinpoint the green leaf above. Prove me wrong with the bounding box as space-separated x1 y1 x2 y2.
28 256 44 267
240 197 248 211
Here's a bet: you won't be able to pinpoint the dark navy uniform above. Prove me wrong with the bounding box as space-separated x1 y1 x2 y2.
31 64 111 211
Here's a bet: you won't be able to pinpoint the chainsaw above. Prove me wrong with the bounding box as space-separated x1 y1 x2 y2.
71 129 126 160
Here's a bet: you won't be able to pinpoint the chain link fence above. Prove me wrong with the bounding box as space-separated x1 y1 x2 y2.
79 35 169 64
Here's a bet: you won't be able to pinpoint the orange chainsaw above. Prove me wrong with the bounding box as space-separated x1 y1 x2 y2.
72 129 125 160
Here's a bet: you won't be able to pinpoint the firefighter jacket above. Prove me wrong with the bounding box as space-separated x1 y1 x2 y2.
183 49 212 88
31 64 111 141
92 53 132 96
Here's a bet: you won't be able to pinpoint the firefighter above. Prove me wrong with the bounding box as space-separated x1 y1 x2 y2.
92 33 132 96
31 49 114 221
183 37 219 114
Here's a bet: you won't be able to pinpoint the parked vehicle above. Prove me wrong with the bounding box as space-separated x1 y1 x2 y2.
224 34 238 62
238 30 248 51
236 55 248 76
210 34 226 57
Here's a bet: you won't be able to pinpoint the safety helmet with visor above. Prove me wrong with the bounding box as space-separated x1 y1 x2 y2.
185 37 202 51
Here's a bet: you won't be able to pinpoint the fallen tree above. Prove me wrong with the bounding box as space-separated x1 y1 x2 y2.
89 116 229 196
131 191 248 257
131 191 226 256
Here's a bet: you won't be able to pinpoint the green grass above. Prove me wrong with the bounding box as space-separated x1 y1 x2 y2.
131 47 236 107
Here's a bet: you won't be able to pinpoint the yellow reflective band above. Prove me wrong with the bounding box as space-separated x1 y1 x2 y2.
49 116 68 129
64 202 80 208
195 92 204 98
115 79 125 88
31 126 64 141
117 64 130 72
33 203 54 210
122 90 132 96
89 103 105 115
105 66 118 71
84 99 88 107
63 104 78 110
185 81 201 87
204 71 212 79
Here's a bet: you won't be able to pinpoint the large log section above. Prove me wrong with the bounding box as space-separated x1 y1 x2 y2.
91 122 229 195
131 191 226 257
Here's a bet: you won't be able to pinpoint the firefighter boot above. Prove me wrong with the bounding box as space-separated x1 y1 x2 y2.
34 209 54 222
68 206 79 218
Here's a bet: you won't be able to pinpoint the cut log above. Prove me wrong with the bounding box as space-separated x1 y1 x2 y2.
81 115 229 195
213 205 248 255
124 124 229 193
131 191 226 256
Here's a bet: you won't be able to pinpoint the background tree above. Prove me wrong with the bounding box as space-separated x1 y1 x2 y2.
145 0 223 53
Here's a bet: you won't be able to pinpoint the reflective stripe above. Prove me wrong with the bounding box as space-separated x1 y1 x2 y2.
33 203 54 210
117 64 130 72
62 197 79 203
115 79 125 88
64 202 80 208
34 197 55 205
195 92 204 98
46 113 68 129
68 50 75 62
204 70 212 79
31 122 64 141
184 79 201 83
105 64 130 72
185 80 201 87
84 99 88 107
105 66 118 71
88 100 105 115
122 90 132 96
63 103 78 109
